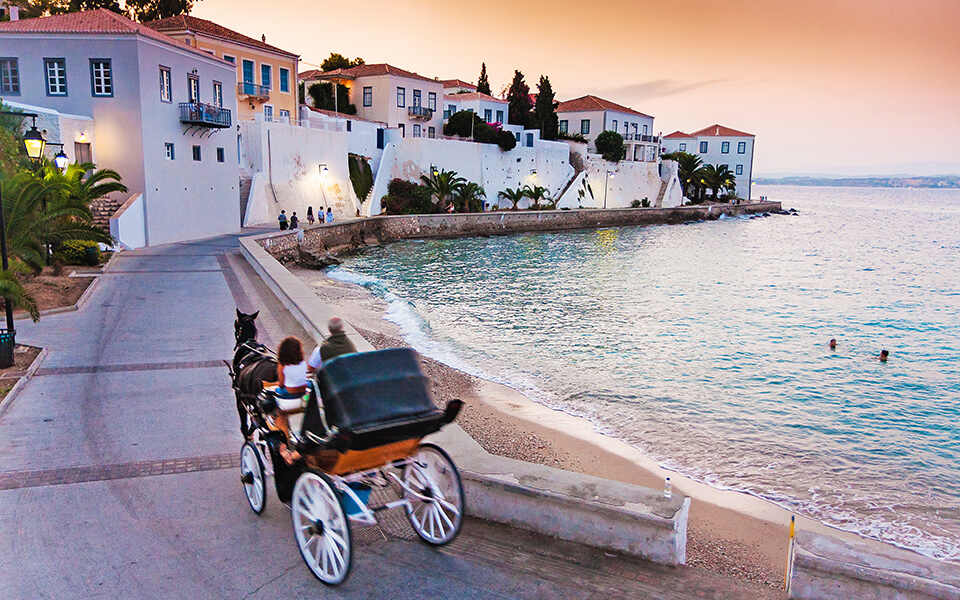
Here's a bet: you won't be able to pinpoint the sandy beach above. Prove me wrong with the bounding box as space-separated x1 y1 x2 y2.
291 264 903 591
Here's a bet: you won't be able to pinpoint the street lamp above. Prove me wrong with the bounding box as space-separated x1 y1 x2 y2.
22 116 45 161
603 170 615 209
48 143 69 172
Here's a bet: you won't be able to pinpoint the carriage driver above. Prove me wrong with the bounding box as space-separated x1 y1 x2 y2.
307 317 358 373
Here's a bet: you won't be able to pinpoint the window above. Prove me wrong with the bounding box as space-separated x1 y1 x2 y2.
559 120 568 134
738 141 746 154
217 147 225 163
428 91 436 111
241 59 254 85
159 66 171 102
611 119 617 132
363 86 372 107
223 55 236 64
736 164 743 175
399 123 405 137
279 67 289 92
278 109 290 122
632 123 638 135
447 104 456 115
187 74 199 103
346 120 352 132
412 89 421 107
396 87 405 107
484 108 492 122
580 119 590 135
515 132 521 141
263 104 273 121
413 124 421 138
633 145 640 161
0 58 19 95
164 142 175 160
495 110 503 123
721 141 730 153
699 141 708 153
212 81 222 107
75 142 92 163
679 143 686 151
377 128 385 149
192 145 201 161
642 124 648 135
525 133 534 147
428 126 435 139
260 64 272 89
89 59 112 96
44 58 67 96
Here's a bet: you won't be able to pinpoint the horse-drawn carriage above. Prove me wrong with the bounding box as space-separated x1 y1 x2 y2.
228 311 465 585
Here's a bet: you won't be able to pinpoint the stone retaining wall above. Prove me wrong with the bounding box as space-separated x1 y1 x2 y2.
257 202 783 261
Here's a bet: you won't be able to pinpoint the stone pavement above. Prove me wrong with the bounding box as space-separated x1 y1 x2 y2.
0 232 781 599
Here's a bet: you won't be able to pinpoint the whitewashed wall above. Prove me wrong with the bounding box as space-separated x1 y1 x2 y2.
367 137 574 214
556 144 667 209
109 193 145 249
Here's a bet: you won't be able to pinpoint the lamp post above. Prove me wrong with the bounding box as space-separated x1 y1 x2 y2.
603 169 615 209
48 143 69 172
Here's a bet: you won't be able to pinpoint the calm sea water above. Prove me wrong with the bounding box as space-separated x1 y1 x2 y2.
326 185 960 560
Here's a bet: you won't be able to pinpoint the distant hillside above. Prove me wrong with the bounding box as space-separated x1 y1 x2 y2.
754 175 960 188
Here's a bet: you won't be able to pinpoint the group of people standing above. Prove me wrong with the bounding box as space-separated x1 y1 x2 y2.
278 206 334 230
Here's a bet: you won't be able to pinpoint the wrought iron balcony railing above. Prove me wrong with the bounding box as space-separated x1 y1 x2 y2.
408 105 434 119
237 81 270 99
179 102 232 128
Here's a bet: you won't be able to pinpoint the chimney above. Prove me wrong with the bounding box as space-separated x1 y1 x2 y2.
261 34 266 42
10 5 20 20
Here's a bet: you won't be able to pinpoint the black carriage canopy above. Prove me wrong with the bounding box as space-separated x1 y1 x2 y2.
302 348 462 451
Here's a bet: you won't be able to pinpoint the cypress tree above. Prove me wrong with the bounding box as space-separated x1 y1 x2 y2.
534 75 559 140
506 70 532 127
476 63 491 95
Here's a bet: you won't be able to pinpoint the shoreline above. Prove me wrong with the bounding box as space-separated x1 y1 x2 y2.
291 264 948 588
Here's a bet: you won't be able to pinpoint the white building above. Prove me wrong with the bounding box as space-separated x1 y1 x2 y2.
439 78 476 95
442 92 508 126
299 63 444 141
661 124 756 200
0 8 241 247
556 95 658 162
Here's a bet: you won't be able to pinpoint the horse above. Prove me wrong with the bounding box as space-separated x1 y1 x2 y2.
230 309 278 438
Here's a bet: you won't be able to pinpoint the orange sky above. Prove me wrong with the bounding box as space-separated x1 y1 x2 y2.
194 0 960 175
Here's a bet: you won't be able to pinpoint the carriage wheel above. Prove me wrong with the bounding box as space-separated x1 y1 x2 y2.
240 442 266 514
291 471 353 586
403 443 464 546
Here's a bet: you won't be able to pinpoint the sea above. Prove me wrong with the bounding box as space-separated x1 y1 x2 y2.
324 185 960 561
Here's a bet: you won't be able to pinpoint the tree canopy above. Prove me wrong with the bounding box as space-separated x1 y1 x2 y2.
476 63 491 95
12 0 199 21
533 75 558 140
321 53 365 72
506 70 532 128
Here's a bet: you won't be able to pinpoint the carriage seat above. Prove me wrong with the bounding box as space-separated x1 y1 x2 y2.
300 348 462 452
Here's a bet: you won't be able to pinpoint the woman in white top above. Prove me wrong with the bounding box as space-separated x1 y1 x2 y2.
274 337 308 464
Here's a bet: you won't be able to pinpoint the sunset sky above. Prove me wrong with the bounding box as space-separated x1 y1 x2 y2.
193 0 959 176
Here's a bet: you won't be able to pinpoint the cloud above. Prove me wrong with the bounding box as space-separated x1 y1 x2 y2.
600 79 727 100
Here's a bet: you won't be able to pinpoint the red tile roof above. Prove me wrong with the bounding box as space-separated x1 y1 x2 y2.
663 130 694 139
440 79 476 89
556 95 652 118
144 14 298 58
690 124 754 137
0 8 229 63
298 69 325 81
320 63 440 84
443 92 507 104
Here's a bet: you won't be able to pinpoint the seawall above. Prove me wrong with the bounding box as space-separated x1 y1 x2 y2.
255 202 783 261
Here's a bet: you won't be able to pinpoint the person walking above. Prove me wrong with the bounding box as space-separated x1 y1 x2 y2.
278 210 288 230
326 207 334 223
306 206 315 225
290 211 299 229
319 206 326 224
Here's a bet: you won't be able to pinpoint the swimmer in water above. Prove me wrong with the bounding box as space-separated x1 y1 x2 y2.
879 349 889 362
829 338 837 350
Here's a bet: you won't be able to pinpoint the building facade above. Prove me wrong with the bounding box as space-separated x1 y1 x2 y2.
299 64 444 140
143 15 299 124
661 124 755 200
0 9 240 246
442 92 508 124
556 95 658 162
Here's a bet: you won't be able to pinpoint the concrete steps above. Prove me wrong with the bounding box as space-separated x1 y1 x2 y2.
656 180 669 207
90 197 122 232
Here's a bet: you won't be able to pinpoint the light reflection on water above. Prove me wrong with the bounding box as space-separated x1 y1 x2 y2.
326 185 960 560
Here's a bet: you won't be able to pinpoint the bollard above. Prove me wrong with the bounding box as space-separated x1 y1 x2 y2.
784 514 796 593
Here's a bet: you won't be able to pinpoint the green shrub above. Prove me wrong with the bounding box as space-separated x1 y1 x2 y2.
382 178 435 214
348 154 374 203
557 131 588 143
57 240 101 266
595 131 625 162
631 198 651 208
443 110 479 137
497 130 517 151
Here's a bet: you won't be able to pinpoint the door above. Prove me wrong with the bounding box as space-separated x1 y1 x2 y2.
263 104 273 122
241 59 254 94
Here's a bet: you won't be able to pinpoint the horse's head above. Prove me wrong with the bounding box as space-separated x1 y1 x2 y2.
234 308 259 348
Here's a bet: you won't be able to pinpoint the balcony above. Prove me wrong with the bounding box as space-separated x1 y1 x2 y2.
179 102 231 128
408 105 434 120
237 81 270 100
623 133 660 143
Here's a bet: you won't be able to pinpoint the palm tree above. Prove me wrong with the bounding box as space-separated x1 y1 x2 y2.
699 164 736 201
420 168 466 211
454 181 486 212
522 184 552 210
672 152 703 199
0 268 38 321
497 186 527 211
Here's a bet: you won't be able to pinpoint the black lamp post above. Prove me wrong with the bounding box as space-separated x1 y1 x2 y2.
0 110 50 366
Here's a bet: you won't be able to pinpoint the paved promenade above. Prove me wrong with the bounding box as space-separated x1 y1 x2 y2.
0 233 780 599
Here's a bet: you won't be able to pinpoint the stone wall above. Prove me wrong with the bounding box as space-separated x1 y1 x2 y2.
256 201 783 262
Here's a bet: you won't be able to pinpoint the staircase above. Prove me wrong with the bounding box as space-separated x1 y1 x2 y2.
90 197 122 232
239 175 253 225
655 180 668 207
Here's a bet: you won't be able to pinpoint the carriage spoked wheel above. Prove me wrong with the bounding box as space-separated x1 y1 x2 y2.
240 442 266 514
291 471 353 585
403 443 464 546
